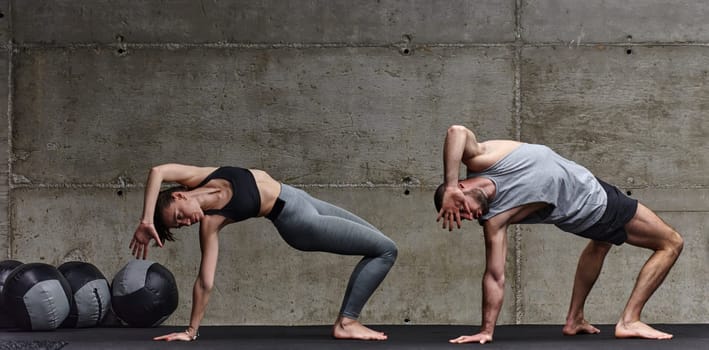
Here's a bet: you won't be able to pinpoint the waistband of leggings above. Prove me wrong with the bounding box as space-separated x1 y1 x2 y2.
265 184 296 221
265 197 285 221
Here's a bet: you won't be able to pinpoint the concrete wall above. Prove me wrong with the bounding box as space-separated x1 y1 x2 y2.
3 0 707 326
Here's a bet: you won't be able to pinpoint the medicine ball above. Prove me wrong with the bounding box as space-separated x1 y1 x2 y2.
58 261 111 328
111 260 178 327
3 263 72 330
0 260 23 328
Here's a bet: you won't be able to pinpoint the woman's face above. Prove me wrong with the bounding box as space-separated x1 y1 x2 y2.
161 194 204 229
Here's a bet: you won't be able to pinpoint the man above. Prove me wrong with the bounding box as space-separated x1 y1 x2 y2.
434 125 683 344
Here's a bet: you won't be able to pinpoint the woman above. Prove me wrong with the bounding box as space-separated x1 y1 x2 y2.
129 164 397 341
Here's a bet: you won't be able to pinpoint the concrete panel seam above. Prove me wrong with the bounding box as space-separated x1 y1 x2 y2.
14 42 519 51
513 37 522 140
513 225 523 324
12 182 709 191
513 53 521 141
10 183 136 190
16 42 709 50
5 0 13 259
513 0 523 325
519 42 709 48
515 0 522 43
643 210 709 213
9 182 428 190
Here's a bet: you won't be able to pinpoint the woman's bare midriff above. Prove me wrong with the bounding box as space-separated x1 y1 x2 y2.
248 169 282 217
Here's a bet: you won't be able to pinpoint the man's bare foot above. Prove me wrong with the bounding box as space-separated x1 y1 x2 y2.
332 317 387 340
615 320 673 340
563 318 600 336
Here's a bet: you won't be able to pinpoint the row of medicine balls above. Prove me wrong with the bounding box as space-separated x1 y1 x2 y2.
0 259 178 330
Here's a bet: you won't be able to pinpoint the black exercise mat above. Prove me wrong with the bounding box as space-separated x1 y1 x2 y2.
0 324 706 350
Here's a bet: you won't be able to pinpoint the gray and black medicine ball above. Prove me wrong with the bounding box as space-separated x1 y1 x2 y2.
58 261 111 328
3 263 72 330
111 260 178 327
0 260 23 328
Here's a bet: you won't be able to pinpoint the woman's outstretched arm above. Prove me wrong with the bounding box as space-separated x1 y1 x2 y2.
154 223 220 341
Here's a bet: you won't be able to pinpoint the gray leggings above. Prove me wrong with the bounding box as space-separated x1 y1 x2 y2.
268 184 398 319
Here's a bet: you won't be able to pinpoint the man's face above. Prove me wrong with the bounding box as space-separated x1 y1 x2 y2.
464 190 485 220
457 185 486 221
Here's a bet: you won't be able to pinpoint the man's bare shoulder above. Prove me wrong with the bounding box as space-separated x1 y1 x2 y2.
481 140 523 154
467 140 523 173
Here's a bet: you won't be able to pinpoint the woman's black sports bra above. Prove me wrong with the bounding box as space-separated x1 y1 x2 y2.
195 167 261 222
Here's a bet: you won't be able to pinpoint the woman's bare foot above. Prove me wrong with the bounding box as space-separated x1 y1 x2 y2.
563 318 600 336
615 320 673 339
332 316 387 340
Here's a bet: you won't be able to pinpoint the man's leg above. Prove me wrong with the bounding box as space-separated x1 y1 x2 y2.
563 240 612 335
616 203 683 339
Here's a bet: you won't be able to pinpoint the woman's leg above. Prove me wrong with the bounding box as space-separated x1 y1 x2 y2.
272 187 397 340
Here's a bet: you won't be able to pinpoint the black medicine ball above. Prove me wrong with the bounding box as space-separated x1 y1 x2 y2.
3 263 72 330
0 260 23 328
111 260 178 327
58 261 112 328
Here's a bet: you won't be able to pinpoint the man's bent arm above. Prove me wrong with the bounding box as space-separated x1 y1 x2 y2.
437 125 483 230
442 125 482 187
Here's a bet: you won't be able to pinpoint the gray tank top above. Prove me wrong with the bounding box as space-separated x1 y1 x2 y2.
467 143 607 233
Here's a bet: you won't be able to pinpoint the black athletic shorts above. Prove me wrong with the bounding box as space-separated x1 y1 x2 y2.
575 178 638 245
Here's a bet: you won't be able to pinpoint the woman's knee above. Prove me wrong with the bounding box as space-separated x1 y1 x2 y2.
380 240 398 264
